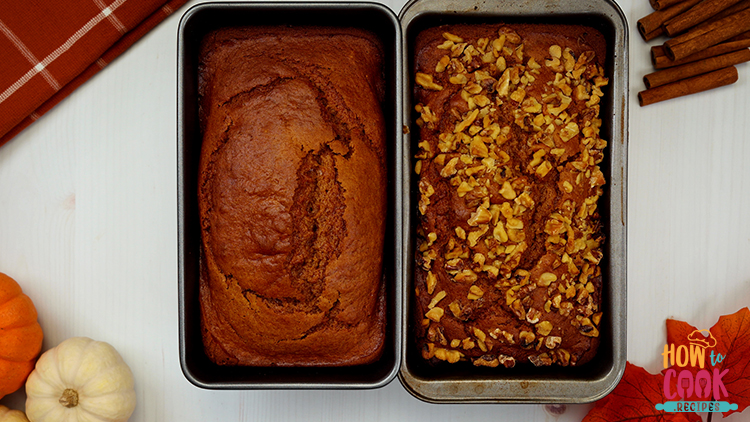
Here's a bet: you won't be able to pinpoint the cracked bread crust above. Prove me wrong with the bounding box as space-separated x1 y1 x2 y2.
198 27 387 366
413 24 608 368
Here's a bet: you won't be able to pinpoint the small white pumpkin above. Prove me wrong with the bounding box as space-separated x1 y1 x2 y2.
25 337 136 422
0 405 30 422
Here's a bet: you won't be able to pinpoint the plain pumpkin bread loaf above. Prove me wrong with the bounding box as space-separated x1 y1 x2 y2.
197 26 387 366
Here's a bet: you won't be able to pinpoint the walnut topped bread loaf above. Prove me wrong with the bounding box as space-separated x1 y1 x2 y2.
413 24 609 368
197 27 387 367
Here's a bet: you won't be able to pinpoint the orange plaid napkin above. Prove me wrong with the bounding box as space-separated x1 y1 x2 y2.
0 0 188 147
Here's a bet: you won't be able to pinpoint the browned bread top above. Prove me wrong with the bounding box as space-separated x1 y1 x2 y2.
198 27 387 366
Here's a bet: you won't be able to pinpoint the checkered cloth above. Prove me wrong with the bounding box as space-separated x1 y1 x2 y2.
0 0 188 147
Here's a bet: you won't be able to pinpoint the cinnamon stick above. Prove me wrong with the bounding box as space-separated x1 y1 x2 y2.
728 30 750 41
665 0 745 36
644 49 750 88
651 0 687 10
638 0 703 40
664 7 750 60
644 26 667 41
652 46 669 65
700 0 750 23
676 0 750 35
638 66 738 106
652 38 750 68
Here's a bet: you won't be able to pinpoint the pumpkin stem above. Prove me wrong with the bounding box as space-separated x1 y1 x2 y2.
59 388 79 408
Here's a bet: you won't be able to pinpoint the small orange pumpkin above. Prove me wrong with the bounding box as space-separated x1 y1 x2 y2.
0 272 43 399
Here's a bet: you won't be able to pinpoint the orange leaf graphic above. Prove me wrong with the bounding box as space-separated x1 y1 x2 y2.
583 362 702 422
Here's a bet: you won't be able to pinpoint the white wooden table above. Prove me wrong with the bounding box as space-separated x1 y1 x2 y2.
1 0 749 420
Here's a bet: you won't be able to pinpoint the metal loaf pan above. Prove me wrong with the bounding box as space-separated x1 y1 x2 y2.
398 0 629 403
177 2 402 389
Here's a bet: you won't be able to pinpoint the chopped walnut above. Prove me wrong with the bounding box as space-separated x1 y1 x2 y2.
434 347 463 363
536 320 553 336
529 353 553 367
519 331 536 348
473 355 500 367
537 272 557 287
426 307 444 322
468 284 485 300
526 308 541 324
428 290 447 309
498 354 516 368
416 72 443 91
425 271 437 295
545 336 562 349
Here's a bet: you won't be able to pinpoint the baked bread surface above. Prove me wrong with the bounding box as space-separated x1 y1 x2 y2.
413 24 609 368
198 27 387 366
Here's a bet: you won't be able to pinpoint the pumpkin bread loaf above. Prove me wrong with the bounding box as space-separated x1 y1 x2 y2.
413 24 609 368
198 27 387 366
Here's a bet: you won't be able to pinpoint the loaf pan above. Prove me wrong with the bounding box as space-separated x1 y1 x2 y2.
398 0 629 403
177 2 402 389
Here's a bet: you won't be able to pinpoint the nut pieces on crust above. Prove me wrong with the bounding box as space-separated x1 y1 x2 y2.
414 25 609 368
